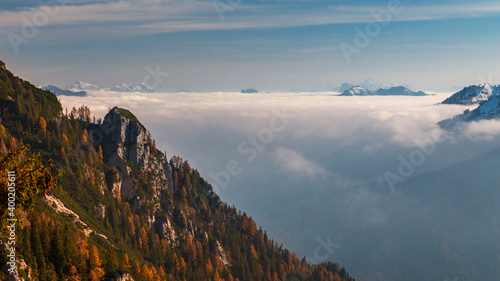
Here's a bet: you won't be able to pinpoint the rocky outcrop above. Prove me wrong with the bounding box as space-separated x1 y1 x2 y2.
102 272 135 281
94 203 106 219
215 241 229 266
44 195 109 242
99 107 173 218
44 195 94 236
154 216 177 245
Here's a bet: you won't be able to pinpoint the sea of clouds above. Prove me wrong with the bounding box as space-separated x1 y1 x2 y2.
59 91 500 281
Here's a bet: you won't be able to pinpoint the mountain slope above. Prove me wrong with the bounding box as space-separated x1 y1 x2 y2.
439 93 500 128
0 60 356 281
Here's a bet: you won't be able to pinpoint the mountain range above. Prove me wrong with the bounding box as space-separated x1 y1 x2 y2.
66 81 154 93
333 80 408 92
339 86 427 96
41 85 87 97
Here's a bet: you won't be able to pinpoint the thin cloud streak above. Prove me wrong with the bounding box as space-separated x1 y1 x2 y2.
2 1 500 34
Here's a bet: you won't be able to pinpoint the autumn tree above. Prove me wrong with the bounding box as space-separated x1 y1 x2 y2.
0 145 57 222
39 117 47 133
98 145 103 160
0 138 7 154
89 245 105 281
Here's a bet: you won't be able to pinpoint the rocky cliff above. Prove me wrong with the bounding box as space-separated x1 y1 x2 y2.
98 107 175 228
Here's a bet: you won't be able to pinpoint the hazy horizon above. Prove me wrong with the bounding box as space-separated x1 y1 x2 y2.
2 0 500 92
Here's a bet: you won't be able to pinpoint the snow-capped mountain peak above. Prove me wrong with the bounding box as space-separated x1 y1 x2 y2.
442 83 500 105
68 81 102 91
339 86 374 96
110 83 154 93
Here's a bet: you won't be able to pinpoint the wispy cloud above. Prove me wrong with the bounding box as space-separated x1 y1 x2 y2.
275 147 327 177
2 1 500 35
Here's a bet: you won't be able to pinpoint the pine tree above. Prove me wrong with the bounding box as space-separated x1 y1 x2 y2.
31 217 47 280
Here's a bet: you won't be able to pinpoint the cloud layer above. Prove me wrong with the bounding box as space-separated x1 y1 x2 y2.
58 90 500 280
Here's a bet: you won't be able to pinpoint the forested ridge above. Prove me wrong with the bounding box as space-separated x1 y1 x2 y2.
0 60 357 281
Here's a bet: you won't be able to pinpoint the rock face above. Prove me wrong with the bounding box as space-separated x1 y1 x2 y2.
442 83 500 105
215 240 229 266
93 107 232 263
154 216 177 244
99 107 173 221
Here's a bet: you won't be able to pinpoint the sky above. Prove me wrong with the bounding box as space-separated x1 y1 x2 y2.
1 0 500 92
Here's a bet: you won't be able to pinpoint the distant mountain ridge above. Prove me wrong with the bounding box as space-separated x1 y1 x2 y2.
339 86 427 96
333 80 408 92
67 81 155 93
42 85 87 97
241 88 258 93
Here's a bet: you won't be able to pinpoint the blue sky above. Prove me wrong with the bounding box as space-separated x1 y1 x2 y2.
1 0 500 91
